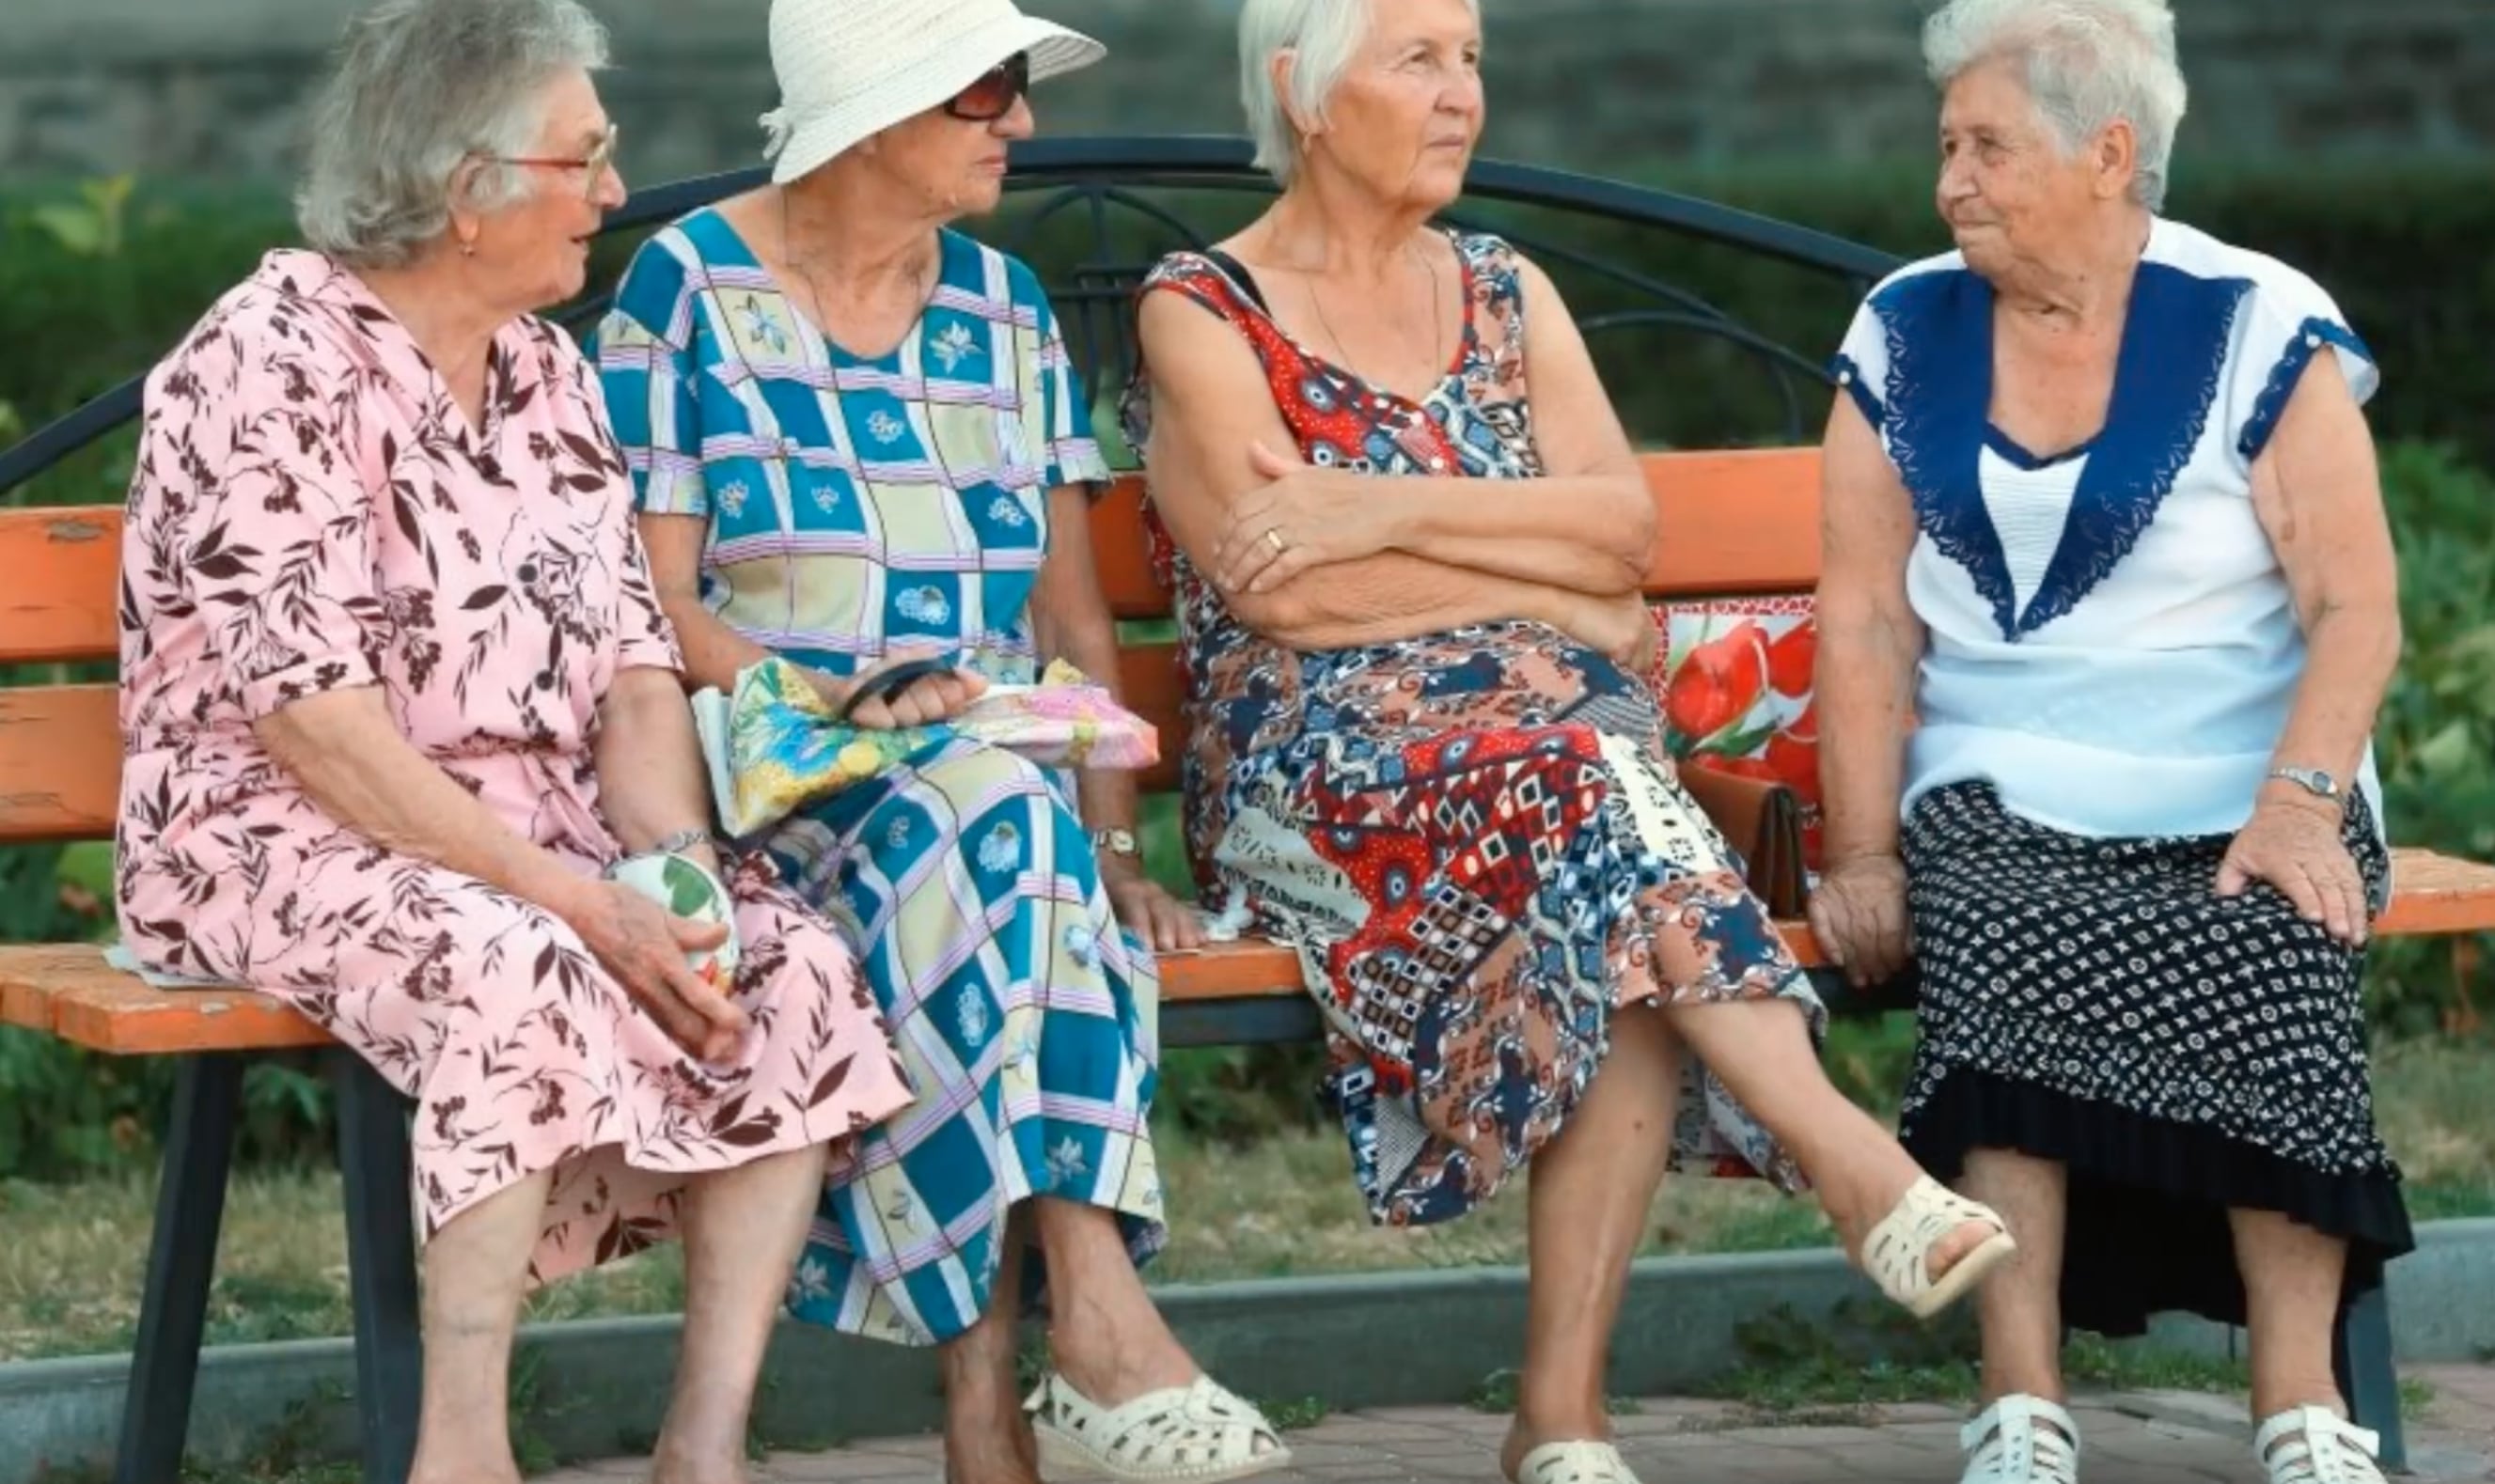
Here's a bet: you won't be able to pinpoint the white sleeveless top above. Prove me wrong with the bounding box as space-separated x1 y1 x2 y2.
1832 218 2383 841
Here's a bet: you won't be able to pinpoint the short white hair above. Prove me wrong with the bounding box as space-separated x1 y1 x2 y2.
1922 0 2189 211
295 0 610 269
1238 0 1482 186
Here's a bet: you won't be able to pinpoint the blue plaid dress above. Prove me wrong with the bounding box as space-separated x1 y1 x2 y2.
598 211 1164 1346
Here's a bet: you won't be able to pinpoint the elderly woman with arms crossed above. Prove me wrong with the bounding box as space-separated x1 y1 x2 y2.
1124 3 2021 1482
597 3 1283 1481
1810 2 2412 1480
114 3 913 1481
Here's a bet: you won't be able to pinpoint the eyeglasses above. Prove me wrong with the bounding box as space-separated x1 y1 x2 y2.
493 124 621 199
944 53 1030 122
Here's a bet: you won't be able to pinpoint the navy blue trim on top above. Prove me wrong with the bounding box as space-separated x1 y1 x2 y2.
1869 261 2251 642
1830 352 1885 429
1983 426 2095 471
2237 317 2374 463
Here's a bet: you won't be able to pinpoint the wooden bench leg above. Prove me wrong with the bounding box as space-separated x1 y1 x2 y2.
2334 1282 2407 1472
331 1052 422 1484
114 1053 244 1484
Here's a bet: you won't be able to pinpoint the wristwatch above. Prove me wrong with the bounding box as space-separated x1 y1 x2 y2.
1091 827 1139 862
2267 766 2342 804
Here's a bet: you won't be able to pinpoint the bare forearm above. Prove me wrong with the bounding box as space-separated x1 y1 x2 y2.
1035 600 1141 835
258 695 594 919
1246 552 1566 650
1815 604 1923 862
593 671 723 865
660 598 776 696
2272 603 2400 784
1384 475 1652 594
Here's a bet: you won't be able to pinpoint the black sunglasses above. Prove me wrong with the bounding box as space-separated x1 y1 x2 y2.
944 52 1032 122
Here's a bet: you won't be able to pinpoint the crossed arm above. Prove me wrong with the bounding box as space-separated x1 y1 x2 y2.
1133 254 1657 658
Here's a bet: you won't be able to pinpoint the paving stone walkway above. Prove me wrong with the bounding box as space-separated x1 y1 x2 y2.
544 1363 2495 1482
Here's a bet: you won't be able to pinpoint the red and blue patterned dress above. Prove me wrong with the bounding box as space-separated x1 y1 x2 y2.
1122 231 1823 1226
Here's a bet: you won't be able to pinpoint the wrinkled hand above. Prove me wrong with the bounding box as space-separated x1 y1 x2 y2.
1557 591 1660 674
1808 852 1911 990
1101 854 1207 953
805 651 990 731
566 880 748 1062
1212 441 1403 595
2217 794 2368 946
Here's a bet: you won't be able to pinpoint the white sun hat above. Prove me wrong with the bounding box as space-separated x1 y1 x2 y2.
760 0 1106 185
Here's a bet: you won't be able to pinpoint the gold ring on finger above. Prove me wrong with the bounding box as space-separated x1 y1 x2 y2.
1263 527 1287 555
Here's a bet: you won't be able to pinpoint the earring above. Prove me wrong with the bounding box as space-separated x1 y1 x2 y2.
460 240 477 258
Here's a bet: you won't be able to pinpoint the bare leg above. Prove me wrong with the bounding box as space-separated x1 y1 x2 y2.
1500 1005 1683 1479
1667 999 1992 1276
942 1210 1043 1484
1960 1149 2069 1405
408 1169 555 1484
1036 1198 1196 1404
2232 1209 2349 1423
652 1143 834 1484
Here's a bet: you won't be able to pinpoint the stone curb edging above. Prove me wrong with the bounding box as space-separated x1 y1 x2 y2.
6 1220 2491 1481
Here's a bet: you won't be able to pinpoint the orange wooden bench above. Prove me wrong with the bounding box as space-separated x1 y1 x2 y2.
8 445 2495 1479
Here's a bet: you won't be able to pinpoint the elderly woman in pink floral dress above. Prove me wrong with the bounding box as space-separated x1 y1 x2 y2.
112 4 910 1482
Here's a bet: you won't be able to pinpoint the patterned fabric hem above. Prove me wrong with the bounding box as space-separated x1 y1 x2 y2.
1901 1005 2396 1180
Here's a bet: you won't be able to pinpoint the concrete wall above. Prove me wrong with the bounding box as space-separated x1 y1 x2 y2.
3 0 2490 187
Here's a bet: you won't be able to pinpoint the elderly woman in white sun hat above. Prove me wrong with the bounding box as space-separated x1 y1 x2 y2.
596 2 1280 1482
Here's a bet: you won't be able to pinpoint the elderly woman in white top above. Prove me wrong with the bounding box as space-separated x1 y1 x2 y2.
1811 1 2410 1480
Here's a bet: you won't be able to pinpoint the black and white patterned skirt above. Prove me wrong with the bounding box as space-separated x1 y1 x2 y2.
1897 781 2414 1336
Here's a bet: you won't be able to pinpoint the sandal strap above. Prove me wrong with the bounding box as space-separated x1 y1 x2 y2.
1959 1394 2080 1484
1514 1440 1640 1484
1865 1176 2006 1305
2254 1406 2384 1484
1029 1373 1284 1478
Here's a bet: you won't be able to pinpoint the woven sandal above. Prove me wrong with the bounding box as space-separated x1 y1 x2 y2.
1028 1372 1290 1483
1960 1395 2080 1483
2254 1406 2385 1484
1512 1439 1643 1484
1861 1175 2017 1319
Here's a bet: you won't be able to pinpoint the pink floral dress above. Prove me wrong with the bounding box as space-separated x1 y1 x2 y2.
116 250 913 1282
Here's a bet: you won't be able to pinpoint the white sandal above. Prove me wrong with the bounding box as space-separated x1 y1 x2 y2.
1861 1175 2017 1318
2254 1405 2385 1484
1960 1395 2080 1483
1512 1439 1643 1484
1027 1372 1291 1482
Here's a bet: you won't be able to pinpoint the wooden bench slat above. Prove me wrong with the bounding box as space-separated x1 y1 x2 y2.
0 917 1830 1056
4 451 1833 650
0 506 121 666
2377 847 2495 936
1088 448 1829 620
17 836 2495 1058
0 683 119 844
0 945 337 1054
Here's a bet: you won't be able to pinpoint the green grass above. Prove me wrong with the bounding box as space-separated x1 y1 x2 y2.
5 1034 2491 1365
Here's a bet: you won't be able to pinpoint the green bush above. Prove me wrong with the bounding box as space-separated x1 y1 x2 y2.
2366 443 2495 1038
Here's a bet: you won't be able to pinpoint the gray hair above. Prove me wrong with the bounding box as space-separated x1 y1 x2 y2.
295 0 610 268
1922 0 2188 211
1238 0 1483 186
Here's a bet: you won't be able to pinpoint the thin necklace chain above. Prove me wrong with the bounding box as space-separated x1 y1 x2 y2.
1297 237 1445 383
777 187 936 348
